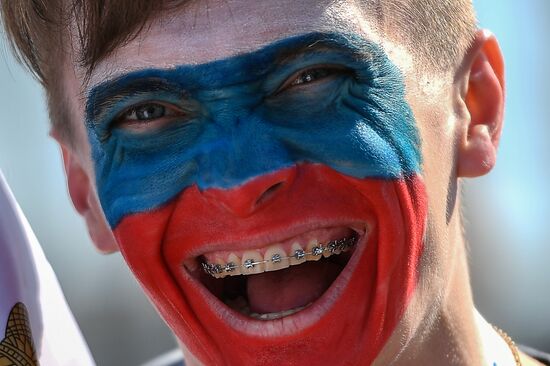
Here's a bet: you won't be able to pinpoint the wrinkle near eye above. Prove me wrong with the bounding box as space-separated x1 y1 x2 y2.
85 32 422 228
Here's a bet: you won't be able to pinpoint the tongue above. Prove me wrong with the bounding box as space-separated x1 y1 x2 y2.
247 260 341 314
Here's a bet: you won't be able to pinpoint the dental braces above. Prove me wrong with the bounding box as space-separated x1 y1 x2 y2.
201 236 357 276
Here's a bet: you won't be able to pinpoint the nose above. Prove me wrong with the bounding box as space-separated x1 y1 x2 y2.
202 166 295 217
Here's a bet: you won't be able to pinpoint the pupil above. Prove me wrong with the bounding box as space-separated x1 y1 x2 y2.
298 69 330 85
136 104 165 120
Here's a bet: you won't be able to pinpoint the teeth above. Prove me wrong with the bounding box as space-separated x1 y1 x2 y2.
306 239 323 261
264 245 290 272
202 261 225 279
241 251 264 275
289 242 306 266
324 240 338 257
225 297 311 320
199 235 358 278
226 253 242 276
249 303 310 320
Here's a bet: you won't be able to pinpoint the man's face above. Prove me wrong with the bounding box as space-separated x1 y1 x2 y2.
66 0 462 364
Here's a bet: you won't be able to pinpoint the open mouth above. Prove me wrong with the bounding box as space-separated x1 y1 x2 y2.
184 226 362 321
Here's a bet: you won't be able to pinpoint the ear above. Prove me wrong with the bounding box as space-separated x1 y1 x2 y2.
57 140 119 253
456 29 505 178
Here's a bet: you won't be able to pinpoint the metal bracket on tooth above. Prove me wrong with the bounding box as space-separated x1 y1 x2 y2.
201 236 357 276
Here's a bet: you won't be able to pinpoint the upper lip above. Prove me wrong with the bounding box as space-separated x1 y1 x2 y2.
183 219 369 261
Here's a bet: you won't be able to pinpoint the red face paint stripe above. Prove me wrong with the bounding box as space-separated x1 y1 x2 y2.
114 164 426 365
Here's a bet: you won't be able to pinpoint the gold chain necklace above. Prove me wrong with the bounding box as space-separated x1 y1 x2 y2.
492 325 522 366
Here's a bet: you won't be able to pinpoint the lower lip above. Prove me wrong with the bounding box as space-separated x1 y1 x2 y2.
181 228 370 337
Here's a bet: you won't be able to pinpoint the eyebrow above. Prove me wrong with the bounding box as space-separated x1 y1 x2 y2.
86 76 185 124
85 32 370 124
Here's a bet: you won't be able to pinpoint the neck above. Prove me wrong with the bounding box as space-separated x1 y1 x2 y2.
375 238 481 364
376 218 519 365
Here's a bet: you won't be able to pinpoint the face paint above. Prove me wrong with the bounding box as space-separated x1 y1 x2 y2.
86 32 427 365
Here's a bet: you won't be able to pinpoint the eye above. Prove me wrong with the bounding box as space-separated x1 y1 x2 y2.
113 102 185 133
124 103 166 121
278 66 347 93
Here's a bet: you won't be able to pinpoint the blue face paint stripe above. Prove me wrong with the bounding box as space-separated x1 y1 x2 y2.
85 32 422 227
86 33 391 124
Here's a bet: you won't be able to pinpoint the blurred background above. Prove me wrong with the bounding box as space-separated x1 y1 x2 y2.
0 2 549 365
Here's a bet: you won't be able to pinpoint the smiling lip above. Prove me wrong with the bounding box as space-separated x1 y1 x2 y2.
180 219 367 259
179 221 370 336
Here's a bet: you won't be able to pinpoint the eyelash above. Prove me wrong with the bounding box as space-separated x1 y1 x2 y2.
112 101 185 132
277 65 347 93
123 103 166 121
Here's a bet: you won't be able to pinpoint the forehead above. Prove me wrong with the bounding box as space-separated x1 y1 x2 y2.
87 0 387 87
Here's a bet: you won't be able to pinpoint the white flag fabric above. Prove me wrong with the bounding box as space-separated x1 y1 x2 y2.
0 171 95 365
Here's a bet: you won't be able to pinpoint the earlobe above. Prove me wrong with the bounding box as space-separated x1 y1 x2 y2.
58 143 119 253
457 29 505 178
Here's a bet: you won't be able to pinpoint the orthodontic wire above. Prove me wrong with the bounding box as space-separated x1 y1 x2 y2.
201 236 357 276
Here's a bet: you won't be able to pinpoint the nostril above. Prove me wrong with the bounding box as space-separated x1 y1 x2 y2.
202 167 296 217
255 182 285 207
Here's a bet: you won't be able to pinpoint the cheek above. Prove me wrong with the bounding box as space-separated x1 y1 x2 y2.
409 95 457 229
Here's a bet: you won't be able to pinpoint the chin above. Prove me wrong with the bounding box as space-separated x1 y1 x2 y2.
113 163 427 365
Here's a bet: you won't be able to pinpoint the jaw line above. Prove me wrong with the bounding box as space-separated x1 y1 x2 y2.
177 225 371 338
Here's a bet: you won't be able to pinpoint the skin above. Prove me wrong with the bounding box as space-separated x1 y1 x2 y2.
50 0 541 364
